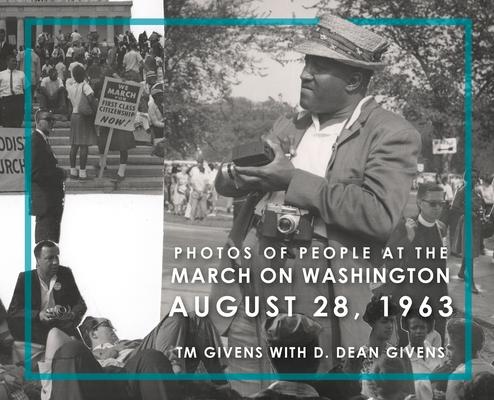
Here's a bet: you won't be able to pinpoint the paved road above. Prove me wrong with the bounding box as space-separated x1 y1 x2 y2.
161 221 494 361
162 222 230 315
448 251 494 359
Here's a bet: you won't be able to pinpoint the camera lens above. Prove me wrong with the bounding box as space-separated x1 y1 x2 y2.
277 215 298 235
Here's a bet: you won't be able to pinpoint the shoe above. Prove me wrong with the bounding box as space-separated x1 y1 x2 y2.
111 174 125 182
472 286 480 294
457 273 465 280
69 174 79 180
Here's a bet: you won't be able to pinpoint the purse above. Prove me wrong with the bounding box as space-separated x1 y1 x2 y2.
78 82 96 117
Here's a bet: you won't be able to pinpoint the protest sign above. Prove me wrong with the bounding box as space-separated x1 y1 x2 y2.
95 77 143 132
0 128 24 193
95 77 143 177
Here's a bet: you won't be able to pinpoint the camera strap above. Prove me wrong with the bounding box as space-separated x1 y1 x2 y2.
227 192 264 248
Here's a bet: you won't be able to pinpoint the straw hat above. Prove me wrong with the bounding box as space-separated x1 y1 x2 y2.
295 14 389 71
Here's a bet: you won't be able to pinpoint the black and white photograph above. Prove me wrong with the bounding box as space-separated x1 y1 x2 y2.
1 0 494 399
161 1 494 400
1 0 168 399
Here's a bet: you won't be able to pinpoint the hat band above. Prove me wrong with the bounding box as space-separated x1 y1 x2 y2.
310 26 383 63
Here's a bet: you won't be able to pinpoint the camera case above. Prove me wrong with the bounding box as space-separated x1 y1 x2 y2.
232 141 274 167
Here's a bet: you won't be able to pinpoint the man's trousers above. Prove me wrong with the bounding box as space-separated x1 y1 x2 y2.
35 204 63 244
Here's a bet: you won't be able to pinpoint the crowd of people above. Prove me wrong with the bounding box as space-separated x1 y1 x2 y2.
0 27 165 181
432 170 494 293
0 241 493 400
163 159 233 221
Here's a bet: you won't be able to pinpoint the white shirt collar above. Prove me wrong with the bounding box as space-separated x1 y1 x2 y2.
38 273 57 289
310 112 345 133
35 128 48 141
37 272 58 311
346 95 373 128
299 95 374 131
418 214 436 227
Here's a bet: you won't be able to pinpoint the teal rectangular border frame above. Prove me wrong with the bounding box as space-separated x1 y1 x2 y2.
23 17 473 382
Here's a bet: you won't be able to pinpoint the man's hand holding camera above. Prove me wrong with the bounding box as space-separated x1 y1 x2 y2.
234 140 296 192
38 309 53 322
39 305 74 322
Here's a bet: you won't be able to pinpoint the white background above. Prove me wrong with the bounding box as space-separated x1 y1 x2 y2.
0 193 163 340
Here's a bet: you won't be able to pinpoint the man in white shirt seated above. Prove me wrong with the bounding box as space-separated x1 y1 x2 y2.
7 241 87 347
0 55 24 127
39 68 67 115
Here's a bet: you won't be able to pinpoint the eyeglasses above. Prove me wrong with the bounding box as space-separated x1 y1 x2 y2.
422 200 446 208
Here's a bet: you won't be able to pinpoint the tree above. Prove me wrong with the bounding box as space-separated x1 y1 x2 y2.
164 0 268 157
307 0 494 174
198 97 294 161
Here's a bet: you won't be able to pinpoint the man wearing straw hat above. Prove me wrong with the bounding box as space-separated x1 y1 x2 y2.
213 14 421 394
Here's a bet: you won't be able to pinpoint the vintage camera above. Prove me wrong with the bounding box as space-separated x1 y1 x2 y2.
261 203 313 244
46 305 71 319
231 141 274 167
218 140 275 185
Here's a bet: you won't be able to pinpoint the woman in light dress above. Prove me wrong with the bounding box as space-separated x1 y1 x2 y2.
172 166 189 215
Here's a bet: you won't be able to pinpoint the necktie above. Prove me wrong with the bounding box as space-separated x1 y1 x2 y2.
10 69 15 95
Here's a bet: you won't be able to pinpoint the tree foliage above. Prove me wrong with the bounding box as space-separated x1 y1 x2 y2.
308 0 494 174
164 0 278 157
198 97 294 161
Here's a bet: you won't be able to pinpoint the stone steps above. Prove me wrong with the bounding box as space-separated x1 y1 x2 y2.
49 135 151 147
51 144 158 157
65 176 163 193
33 121 165 193
55 153 163 166
73 165 163 177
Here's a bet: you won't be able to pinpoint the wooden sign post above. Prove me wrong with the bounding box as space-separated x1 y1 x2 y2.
94 77 143 179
